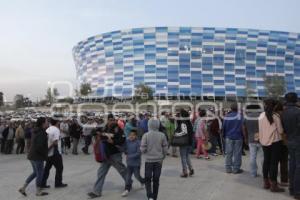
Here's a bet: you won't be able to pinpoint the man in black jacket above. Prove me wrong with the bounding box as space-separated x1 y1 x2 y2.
282 92 300 200
69 119 82 155
2 122 15 154
87 114 127 199
19 117 49 197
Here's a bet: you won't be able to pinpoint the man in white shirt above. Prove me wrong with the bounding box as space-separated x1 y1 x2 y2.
41 118 67 189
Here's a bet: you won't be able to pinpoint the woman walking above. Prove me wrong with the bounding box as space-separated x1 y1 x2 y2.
258 99 285 192
175 109 194 178
18 117 49 196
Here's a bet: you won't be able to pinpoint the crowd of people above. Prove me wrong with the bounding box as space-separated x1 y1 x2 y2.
0 92 300 200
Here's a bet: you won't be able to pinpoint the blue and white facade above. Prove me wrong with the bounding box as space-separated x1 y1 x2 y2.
73 27 300 98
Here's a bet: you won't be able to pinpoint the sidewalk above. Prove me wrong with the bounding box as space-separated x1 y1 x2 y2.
0 152 292 200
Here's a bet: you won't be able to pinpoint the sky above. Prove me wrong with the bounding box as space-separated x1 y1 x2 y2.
0 0 300 102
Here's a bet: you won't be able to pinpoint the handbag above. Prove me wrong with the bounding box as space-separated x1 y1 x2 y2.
94 136 107 163
171 122 190 147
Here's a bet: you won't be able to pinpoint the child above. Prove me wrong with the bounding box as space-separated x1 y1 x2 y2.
122 130 144 197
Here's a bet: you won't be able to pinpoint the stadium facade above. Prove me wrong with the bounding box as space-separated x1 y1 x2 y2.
73 27 300 100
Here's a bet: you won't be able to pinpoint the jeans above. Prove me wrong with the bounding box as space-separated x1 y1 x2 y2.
16 138 25 154
93 153 127 196
72 138 79 154
145 162 162 200
125 166 144 191
179 146 193 172
209 134 223 154
190 135 196 153
82 135 92 153
42 154 64 187
25 138 31 153
225 138 243 173
288 144 300 196
249 143 262 177
0 138 4 153
262 141 282 182
280 145 289 183
5 139 14 154
26 160 44 187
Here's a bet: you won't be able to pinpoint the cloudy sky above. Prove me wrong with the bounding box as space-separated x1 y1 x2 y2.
0 0 299 101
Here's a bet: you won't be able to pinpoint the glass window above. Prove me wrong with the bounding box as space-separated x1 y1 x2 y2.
191 51 201 59
246 52 256 60
215 88 225 96
225 75 235 83
225 86 236 92
214 69 224 77
214 80 224 85
213 54 224 65
202 74 213 82
256 56 266 66
225 63 234 71
236 78 245 85
203 86 214 93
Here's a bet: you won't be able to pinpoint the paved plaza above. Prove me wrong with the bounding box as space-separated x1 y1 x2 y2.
0 152 293 200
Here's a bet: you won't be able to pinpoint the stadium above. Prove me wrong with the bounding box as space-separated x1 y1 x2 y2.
72 27 300 101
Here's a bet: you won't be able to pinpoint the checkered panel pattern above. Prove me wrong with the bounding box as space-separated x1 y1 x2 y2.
72 27 300 98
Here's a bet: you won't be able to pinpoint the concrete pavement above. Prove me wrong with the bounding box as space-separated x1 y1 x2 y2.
0 152 293 200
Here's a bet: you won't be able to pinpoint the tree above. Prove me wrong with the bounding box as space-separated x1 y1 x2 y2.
14 94 25 108
45 87 59 104
264 75 285 99
80 83 92 96
134 83 154 103
23 97 32 107
0 92 3 107
39 99 49 107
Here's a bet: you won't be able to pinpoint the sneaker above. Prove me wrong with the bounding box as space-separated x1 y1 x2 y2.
40 185 51 189
121 190 129 197
36 192 49 196
87 192 101 199
233 169 244 174
279 182 289 187
18 188 27 197
55 183 68 188
189 169 194 176
204 156 210 160
180 173 188 178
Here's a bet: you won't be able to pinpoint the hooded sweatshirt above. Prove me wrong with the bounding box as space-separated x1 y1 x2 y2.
140 119 168 163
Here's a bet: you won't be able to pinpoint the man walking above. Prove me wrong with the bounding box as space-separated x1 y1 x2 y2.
223 103 247 174
0 122 6 153
282 92 300 200
141 118 168 200
3 122 15 154
41 118 67 189
87 114 127 199
69 119 81 155
82 118 94 154
18 117 49 196
244 105 262 177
